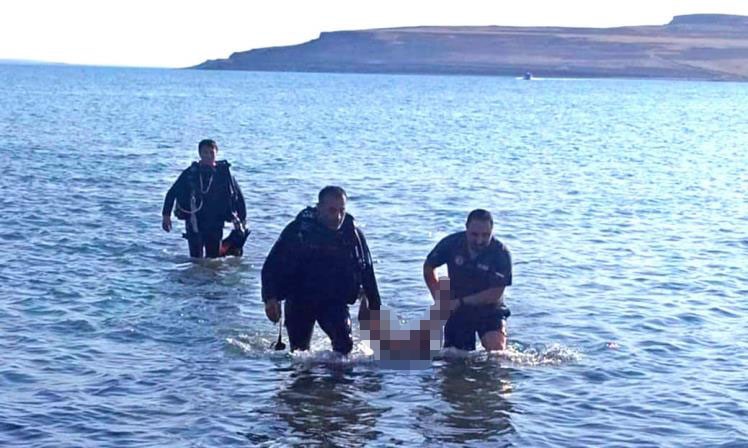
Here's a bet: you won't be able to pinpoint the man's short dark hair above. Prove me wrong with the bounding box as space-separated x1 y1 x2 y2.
466 209 493 226
198 139 218 152
318 186 347 203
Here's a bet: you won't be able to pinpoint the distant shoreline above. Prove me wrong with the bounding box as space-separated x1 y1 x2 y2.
192 14 748 82
0 59 68 66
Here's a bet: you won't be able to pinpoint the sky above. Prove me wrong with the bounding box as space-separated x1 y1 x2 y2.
2 0 748 68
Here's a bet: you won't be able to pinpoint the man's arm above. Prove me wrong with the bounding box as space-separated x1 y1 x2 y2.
423 235 453 300
459 286 506 307
261 223 299 322
423 261 440 300
357 228 381 311
459 245 513 307
231 175 247 223
161 172 187 232
458 267 509 307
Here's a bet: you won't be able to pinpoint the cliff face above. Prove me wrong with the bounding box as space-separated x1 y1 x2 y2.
668 13 748 27
193 14 748 81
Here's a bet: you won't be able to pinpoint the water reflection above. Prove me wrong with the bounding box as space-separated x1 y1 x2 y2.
274 367 386 447
419 360 515 446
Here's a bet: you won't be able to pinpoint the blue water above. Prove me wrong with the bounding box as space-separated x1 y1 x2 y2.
1 64 747 447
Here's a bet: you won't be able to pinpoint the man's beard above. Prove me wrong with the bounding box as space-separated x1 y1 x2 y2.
469 242 487 253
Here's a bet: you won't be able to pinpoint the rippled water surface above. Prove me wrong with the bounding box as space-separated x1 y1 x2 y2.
1 65 747 447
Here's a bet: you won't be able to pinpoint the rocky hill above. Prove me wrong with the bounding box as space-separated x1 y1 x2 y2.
193 14 748 81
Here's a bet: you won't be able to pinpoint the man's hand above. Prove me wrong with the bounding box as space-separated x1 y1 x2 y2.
265 299 281 323
162 215 172 232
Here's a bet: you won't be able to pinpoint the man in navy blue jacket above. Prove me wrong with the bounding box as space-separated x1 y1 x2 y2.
423 209 512 351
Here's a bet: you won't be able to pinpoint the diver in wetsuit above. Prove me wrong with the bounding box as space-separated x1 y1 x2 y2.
261 186 381 355
161 139 246 258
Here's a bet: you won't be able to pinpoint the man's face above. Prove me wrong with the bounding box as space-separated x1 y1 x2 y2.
466 219 493 253
317 194 347 230
198 145 217 165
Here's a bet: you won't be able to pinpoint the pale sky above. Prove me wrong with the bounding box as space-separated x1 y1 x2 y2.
1 0 747 68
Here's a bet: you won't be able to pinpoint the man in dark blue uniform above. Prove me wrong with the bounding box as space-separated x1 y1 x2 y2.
423 209 512 351
161 139 246 258
261 186 381 355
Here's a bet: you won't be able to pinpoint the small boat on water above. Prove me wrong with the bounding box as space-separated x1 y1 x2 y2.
523 71 533 80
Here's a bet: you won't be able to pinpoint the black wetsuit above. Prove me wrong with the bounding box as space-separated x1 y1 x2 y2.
425 231 512 351
261 208 381 355
162 160 246 258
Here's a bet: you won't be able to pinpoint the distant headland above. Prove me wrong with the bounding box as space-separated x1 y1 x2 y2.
192 14 748 81
0 59 67 66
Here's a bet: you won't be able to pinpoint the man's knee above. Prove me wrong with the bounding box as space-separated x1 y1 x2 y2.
329 317 353 354
318 305 353 355
480 320 508 351
481 333 506 350
331 333 353 355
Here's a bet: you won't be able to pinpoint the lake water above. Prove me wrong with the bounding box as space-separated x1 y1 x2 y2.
1 65 747 447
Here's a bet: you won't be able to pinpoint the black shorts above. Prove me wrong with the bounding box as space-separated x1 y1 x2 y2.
443 305 511 351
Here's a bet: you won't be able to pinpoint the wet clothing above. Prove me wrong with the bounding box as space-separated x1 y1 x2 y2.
185 220 223 258
425 231 512 350
261 207 381 354
162 160 246 258
284 300 353 354
443 304 511 351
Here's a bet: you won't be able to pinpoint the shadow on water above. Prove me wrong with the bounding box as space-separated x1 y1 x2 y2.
161 255 252 300
417 359 516 446
235 353 519 446
243 367 387 447
224 330 574 446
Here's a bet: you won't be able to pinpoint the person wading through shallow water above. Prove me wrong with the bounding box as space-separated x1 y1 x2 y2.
162 139 247 258
423 209 513 351
261 186 382 355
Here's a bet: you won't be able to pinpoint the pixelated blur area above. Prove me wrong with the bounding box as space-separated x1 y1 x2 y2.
359 278 452 369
